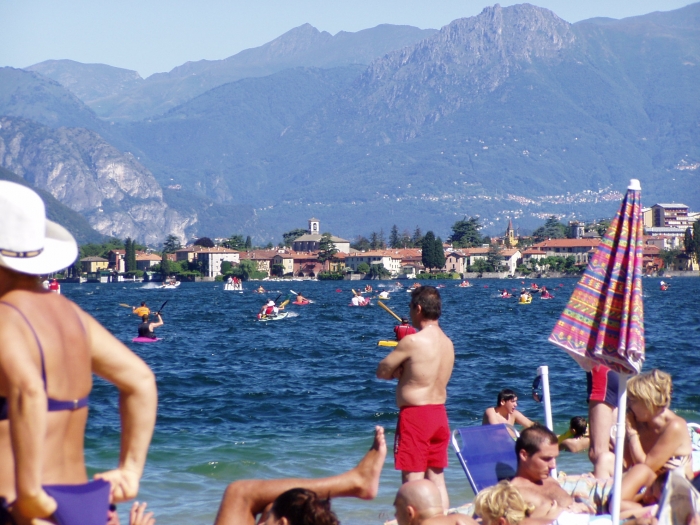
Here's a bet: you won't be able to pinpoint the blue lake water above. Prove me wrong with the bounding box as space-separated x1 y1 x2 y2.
63 277 700 524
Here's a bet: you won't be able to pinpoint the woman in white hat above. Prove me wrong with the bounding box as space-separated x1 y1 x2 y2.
0 181 157 524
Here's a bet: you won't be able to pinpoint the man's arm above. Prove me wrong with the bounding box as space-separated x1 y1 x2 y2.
514 410 535 428
483 407 501 425
0 310 57 518
376 341 412 380
79 307 157 503
149 314 164 330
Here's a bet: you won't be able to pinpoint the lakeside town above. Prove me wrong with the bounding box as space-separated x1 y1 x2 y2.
73 203 700 283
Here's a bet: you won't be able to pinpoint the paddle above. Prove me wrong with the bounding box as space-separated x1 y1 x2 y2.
154 300 169 316
290 289 298 295
119 303 134 308
378 301 402 323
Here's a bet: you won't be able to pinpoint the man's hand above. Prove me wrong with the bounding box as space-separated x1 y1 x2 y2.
392 366 403 380
13 489 57 520
130 502 155 525
95 468 140 503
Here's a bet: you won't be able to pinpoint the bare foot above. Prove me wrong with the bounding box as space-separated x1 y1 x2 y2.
353 426 387 500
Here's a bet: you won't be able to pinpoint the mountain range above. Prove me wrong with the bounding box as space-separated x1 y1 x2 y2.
1 2 698 244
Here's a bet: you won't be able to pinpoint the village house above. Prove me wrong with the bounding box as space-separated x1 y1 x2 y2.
345 250 402 275
651 203 693 229
272 253 295 276
291 253 323 278
135 253 162 272
108 249 126 273
443 251 468 274
461 247 490 268
196 247 240 278
521 247 547 266
500 248 522 276
80 256 109 273
291 218 351 253
174 245 207 263
239 249 280 277
531 239 601 265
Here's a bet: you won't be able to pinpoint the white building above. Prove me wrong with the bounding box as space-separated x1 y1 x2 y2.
196 247 240 278
292 218 351 253
345 251 401 275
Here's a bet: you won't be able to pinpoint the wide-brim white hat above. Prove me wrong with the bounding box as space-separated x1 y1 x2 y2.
267 300 275 306
0 181 78 275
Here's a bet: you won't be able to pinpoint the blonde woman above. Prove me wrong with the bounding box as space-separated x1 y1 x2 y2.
619 369 692 508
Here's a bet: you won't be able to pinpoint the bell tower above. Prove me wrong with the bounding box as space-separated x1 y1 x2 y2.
308 218 320 235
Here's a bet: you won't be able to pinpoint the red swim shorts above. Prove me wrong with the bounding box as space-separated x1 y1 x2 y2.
587 365 619 408
394 404 450 472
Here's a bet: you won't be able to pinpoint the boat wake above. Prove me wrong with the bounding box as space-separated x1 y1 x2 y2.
141 282 161 289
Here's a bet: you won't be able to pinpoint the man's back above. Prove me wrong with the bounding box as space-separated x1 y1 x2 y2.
395 325 454 407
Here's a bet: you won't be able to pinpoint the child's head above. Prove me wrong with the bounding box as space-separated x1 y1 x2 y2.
569 416 588 437
474 481 534 525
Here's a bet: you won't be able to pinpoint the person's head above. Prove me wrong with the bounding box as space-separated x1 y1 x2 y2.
409 286 441 321
515 424 559 480
141 301 146 307
393 480 444 525
142 315 149 322
627 369 673 419
401 317 409 325
569 416 587 438
497 389 517 410
0 181 77 279
267 300 275 307
474 481 535 525
265 488 339 525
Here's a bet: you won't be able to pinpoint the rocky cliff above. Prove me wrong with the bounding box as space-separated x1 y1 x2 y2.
0 117 195 244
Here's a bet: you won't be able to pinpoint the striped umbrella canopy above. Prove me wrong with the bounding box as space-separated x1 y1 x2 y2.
548 179 645 375
548 179 646 525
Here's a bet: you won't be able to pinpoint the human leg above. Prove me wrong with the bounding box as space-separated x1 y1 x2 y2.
214 426 386 525
588 401 615 478
425 468 449 511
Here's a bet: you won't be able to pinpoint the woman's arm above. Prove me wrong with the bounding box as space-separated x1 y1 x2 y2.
642 417 690 473
78 308 157 503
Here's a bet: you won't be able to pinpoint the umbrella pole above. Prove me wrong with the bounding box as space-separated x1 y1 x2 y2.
610 373 629 525
538 365 557 479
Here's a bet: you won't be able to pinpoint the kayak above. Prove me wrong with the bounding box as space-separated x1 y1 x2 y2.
519 296 532 304
540 295 555 300
349 301 371 307
378 340 398 347
132 337 161 343
293 300 310 305
258 312 289 322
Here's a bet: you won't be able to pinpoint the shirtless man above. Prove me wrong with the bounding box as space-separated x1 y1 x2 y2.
214 426 387 525
510 425 591 519
393 480 476 525
482 389 534 428
377 286 455 511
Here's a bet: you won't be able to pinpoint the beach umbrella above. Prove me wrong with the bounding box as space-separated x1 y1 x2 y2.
548 179 645 525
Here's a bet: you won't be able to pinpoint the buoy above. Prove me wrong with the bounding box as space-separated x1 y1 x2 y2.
336 289 342 293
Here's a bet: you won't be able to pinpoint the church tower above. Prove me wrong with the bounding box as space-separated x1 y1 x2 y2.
308 218 320 235
505 219 518 247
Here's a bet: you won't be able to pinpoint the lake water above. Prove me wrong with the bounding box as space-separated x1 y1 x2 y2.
63 277 700 524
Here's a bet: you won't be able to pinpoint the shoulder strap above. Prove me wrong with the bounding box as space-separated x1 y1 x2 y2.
0 301 47 387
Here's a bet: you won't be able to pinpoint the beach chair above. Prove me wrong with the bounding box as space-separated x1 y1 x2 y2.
688 423 700 477
451 424 519 494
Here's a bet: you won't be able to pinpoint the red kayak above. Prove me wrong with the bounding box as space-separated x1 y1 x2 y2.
293 300 310 305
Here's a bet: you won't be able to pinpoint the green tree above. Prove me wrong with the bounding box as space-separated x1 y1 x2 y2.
449 216 483 247
222 234 245 250
421 231 437 271
434 236 446 270
389 225 400 248
412 227 423 247
486 246 503 272
693 222 700 263
369 263 391 279
533 216 567 242
317 233 339 271
193 237 215 248
660 249 681 271
400 229 413 248
351 236 371 251
684 222 700 263
163 234 181 253
160 251 171 276
282 228 307 247
271 264 285 277
221 261 233 274
124 238 137 272
231 259 259 280
357 262 370 274
245 236 252 249
369 231 384 250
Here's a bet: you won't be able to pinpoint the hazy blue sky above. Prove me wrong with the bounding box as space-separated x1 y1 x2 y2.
0 0 692 77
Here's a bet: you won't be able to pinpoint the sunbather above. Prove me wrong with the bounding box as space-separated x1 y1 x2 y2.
214 426 387 525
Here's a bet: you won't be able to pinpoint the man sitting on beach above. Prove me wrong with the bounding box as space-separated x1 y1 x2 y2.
377 286 455 511
214 426 387 525
483 389 534 428
394 480 476 525
510 425 591 519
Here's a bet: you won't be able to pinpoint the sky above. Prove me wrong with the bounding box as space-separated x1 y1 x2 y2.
0 0 693 78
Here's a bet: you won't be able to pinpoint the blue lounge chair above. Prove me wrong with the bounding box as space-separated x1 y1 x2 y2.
451 424 519 494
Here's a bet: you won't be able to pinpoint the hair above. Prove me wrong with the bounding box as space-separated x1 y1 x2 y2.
141 301 146 306
473 481 535 525
270 488 339 525
515 424 558 461
569 416 587 438
409 286 441 320
497 389 517 405
141 315 149 322
627 369 673 413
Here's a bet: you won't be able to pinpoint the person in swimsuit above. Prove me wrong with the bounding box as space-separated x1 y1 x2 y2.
483 389 535 428
137 314 163 339
558 416 590 453
377 286 454 511
587 364 618 479
618 369 692 512
0 181 157 524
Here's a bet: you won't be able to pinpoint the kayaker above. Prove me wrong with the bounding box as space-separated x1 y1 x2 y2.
48 278 61 294
132 301 150 317
501 289 511 298
138 313 163 339
259 300 278 317
296 292 307 303
394 317 417 341
541 287 552 299
351 294 363 306
378 291 389 299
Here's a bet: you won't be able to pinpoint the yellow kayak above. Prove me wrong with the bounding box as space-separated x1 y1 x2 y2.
378 340 398 347
519 296 532 304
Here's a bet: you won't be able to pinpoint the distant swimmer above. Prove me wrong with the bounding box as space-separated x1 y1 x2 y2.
377 286 454 511
133 301 150 317
500 289 512 298
558 416 590 453
138 313 163 339
256 285 266 293
482 389 534 428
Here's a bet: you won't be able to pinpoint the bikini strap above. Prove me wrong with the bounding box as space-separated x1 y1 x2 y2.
0 301 48 387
